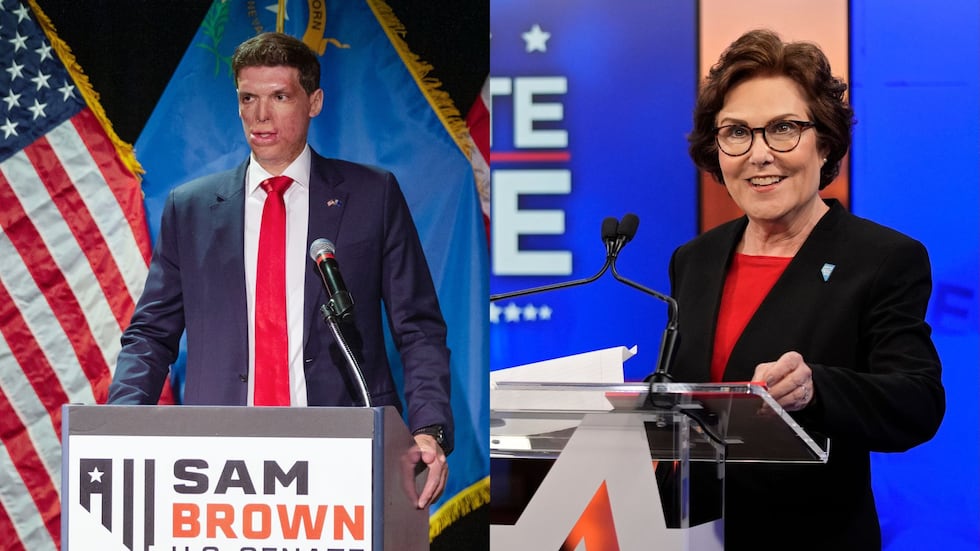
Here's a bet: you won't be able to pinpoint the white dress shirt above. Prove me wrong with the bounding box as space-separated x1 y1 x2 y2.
243 146 311 406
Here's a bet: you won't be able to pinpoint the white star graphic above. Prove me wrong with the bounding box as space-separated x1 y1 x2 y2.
6 60 25 81
490 302 503 324
10 32 29 52
13 4 31 23
2 90 21 111
538 305 553 320
31 71 51 91
522 304 538 321
35 42 53 62
265 0 290 20
28 99 47 120
522 24 551 53
0 119 18 139
504 302 522 322
59 82 76 101
88 466 104 483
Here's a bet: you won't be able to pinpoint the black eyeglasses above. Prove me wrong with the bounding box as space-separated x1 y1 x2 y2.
714 120 817 156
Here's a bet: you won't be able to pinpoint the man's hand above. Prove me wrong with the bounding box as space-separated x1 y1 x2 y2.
413 433 448 509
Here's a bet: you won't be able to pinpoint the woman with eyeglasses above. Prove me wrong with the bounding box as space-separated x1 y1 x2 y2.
669 29 944 549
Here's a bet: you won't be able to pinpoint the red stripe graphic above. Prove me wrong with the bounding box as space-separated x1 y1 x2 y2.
490 151 571 163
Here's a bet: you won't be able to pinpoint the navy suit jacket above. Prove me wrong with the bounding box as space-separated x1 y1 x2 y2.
668 200 943 549
109 152 453 447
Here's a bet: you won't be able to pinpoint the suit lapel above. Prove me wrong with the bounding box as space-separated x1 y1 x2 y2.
206 162 249 374
725 201 845 379
208 162 248 286
303 153 350 348
680 218 744 381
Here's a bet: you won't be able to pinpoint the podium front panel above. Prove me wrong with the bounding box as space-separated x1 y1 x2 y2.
62 405 426 551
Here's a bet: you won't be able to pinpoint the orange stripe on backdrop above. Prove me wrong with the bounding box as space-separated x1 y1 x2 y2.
698 0 850 232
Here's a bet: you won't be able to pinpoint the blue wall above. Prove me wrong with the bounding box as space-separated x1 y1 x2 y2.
851 1 979 548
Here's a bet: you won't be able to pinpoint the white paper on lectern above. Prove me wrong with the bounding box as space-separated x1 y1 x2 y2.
490 344 636 386
490 346 637 445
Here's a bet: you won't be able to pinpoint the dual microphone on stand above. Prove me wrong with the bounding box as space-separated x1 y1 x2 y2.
491 214 678 383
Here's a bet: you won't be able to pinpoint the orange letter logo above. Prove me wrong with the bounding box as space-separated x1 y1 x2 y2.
561 481 620 551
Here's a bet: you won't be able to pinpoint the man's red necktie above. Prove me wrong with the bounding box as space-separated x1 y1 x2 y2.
254 175 293 406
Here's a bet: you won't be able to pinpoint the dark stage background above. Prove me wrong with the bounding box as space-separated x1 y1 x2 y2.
41 0 487 145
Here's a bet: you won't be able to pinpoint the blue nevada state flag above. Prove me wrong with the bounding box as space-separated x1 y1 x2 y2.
134 0 488 529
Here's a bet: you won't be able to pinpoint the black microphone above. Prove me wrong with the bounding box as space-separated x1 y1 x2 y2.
611 213 639 258
602 216 619 258
309 238 354 320
606 215 679 382
490 217 616 302
309 237 371 407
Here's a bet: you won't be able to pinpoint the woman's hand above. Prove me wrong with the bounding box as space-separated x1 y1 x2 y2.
752 351 814 411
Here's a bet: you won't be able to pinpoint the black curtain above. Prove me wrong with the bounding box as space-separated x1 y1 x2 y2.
41 0 488 145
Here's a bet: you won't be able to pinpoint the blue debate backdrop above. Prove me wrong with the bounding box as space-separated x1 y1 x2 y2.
133 0 489 519
490 1 978 549
489 0 697 382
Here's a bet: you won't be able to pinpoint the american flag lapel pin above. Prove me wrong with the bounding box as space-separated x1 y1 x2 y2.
327 198 343 207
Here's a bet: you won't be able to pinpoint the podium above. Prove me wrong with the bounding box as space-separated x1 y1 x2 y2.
490 380 829 550
61 404 428 551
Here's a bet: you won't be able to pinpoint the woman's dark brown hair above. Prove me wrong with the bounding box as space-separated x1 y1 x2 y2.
688 29 854 189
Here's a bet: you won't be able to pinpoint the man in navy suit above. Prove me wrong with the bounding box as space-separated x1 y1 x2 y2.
108 32 452 508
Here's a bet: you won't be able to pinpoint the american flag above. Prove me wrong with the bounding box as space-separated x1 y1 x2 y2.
0 1 152 548
466 77 489 241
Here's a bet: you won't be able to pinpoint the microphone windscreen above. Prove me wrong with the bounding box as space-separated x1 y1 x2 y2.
618 213 640 242
309 238 336 260
601 217 619 242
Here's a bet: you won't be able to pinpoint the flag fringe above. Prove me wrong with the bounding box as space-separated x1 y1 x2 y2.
27 0 144 178
429 475 490 541
366 0 474 161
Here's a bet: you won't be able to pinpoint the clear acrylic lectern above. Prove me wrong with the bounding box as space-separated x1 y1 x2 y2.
490 381 829 550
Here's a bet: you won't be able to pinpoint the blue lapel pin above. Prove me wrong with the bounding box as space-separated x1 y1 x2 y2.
821 263 836 282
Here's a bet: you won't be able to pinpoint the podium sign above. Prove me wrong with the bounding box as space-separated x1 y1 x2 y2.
62 405 427 551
